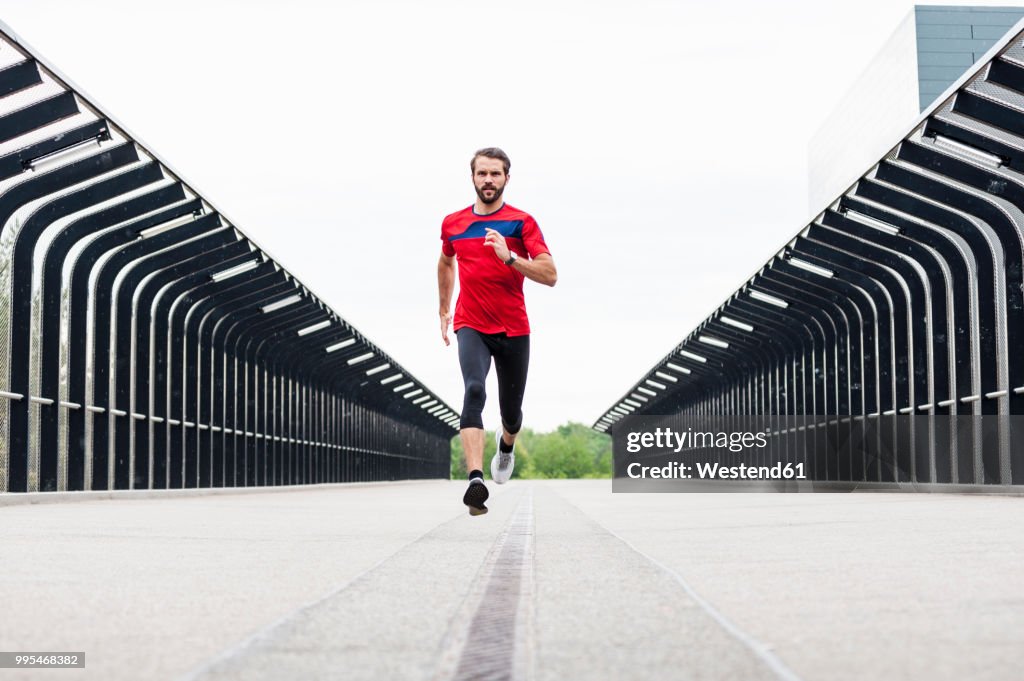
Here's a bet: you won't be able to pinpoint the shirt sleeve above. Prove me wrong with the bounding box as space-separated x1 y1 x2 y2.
441 222 455 257
522 215 550 259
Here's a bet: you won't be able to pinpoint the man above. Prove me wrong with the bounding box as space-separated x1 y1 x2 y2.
437 147 557 515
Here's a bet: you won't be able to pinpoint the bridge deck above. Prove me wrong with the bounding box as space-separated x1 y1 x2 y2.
1 481 1021 680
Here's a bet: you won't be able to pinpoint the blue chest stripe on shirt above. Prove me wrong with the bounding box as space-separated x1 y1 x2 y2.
449 220 524 242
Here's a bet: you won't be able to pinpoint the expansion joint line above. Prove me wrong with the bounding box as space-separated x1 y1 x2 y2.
435 487 536 681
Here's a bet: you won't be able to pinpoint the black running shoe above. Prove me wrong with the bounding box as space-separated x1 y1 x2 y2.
463 478 489 516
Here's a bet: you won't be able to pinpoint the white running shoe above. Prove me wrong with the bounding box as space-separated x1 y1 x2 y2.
491 429 516 484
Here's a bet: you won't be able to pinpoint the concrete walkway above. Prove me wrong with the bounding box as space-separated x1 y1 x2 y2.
0 480 1021 680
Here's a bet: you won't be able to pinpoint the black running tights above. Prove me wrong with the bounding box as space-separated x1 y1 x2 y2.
456 328 529 433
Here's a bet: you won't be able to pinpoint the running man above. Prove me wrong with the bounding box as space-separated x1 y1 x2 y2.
437 147 557 515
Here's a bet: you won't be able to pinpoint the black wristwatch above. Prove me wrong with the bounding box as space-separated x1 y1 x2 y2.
504 252 518 266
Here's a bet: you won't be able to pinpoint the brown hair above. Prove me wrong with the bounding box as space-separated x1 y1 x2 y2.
470 147 511 175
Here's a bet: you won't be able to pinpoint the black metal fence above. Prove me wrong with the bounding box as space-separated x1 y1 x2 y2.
596 27 1024 487
0 26 457 493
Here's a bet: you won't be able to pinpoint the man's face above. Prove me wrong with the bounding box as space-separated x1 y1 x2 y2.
472 156 508 205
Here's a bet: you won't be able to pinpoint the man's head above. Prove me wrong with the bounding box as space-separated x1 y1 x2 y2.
471 147 510 206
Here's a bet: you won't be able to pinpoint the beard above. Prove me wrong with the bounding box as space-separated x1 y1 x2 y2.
475 183 505 205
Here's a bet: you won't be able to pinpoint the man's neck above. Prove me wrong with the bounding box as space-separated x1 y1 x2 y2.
473 200 504 216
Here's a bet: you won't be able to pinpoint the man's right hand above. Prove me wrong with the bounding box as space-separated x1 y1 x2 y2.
440 311 452 346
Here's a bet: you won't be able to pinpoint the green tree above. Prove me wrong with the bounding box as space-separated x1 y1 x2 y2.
451 429 533 480
449 422 610 479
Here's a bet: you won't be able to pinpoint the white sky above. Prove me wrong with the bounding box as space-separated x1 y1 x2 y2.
1 0 1021 431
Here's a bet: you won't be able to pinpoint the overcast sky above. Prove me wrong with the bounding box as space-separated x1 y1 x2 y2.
1 0 1021 432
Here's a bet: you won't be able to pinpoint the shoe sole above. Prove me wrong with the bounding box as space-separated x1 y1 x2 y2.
463 481 489 516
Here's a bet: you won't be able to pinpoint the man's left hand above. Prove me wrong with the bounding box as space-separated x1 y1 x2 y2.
484 228 511 262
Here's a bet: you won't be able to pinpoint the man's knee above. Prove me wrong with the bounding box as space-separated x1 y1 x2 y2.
501 411 523 436
460 379 487 431
465 380 486 406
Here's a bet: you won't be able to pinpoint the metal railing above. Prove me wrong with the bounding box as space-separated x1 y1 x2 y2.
0 24 457 493
596 23 1024 487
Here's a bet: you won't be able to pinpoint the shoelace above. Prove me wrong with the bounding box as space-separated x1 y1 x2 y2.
498 452 511 468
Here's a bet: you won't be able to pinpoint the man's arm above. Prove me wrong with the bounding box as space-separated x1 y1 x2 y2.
511 252 557 287
438 251 456 346
483 228 558 287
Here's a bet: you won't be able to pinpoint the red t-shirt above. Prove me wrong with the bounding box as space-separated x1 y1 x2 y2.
440 203 550 336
